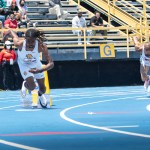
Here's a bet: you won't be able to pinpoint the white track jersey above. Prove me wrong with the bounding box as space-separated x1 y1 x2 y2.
18 40 40 67
140 46 150 66
17 40 44 80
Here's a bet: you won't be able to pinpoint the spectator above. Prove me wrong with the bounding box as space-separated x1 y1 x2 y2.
49 0 69 20
4 12 23 37
8 0 19 15
90 11 107 42
72 11 91 45
0 40 18 90
7 0 19 7
4 12 18 29
18 0 28 20
16 12 27 28
18 0 31 27
0 0 6 27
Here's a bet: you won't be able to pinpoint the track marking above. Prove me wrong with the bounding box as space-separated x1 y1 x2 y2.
53 92 144 102
60 95 150 138
136 97 150 100
0 131 101 137
0 140 43 150
0 105 20 110
0 90 144 107
146 104 150 111
15 109 41 112
51 90 144 98
103 125 139 128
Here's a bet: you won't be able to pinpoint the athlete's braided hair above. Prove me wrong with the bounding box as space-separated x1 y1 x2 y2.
25 29 46 43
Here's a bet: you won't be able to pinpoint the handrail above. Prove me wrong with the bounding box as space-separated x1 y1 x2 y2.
136 0 150 10
82 0 140 26
1 26 150 59
80 0 149 40
113 0 148 19
113 0 149 26
1 26 150 33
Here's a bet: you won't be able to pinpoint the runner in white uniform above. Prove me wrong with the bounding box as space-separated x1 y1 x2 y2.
3 29 54 108
140 46 150 67
17 40 44 80
133 36 150 90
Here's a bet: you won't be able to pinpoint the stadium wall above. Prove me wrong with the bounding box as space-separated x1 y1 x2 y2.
0 59 142 90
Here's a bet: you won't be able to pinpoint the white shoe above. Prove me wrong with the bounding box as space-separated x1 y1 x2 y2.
39 94 48 108
21 81 27 98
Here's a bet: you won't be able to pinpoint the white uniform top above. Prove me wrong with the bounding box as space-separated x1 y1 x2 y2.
17 40 44 80
140 45 150 66
18 40 41 67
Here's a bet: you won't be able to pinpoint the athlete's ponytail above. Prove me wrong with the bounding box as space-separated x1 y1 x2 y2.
25 29 46 43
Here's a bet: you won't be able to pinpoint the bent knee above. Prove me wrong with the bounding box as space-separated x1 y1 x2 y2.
141 76 149 82
28 85 36 91
27 83 36 91
39 86 46 93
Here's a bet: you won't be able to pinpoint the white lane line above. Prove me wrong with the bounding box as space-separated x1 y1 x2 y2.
0 90 144 104
54 92 144 102
0 105 20 110
0 100 20 103
0 90 145 110
51 89 144 98
0 87 144 99
103 125 139 128
60 95 150 138
146 104 150 111
0 140 43 150
0 97 20 99
136 98 150 100
15 109 41 112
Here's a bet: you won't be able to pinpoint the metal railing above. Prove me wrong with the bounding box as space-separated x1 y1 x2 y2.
0 26 150 59
112 0 149 26
80 0 149 26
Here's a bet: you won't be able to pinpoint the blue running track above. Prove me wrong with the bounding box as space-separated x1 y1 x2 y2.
0 86 150 150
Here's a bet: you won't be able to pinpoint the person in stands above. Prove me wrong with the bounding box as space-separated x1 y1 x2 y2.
0 40 18 90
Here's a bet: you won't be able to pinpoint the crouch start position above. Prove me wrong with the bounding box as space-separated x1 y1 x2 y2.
3 29 54 107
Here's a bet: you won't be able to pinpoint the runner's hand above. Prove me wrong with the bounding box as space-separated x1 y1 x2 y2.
29 68 42 74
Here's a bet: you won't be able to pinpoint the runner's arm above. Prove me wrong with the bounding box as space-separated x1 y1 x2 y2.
132 36 143 52
3 30 23 49
29 43 54 74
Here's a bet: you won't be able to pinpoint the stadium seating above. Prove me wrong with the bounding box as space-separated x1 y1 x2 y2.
114 0 150 24
0 0 140 59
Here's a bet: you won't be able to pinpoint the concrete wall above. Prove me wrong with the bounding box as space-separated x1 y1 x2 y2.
0 59 142 90
48 59 142 89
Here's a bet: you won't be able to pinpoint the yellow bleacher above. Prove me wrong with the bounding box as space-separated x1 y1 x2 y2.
0 0 150 59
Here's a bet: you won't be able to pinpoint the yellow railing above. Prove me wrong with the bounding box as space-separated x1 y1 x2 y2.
80 0 149 27
82 0 139 27
111 0 149 26
0 26 150 59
